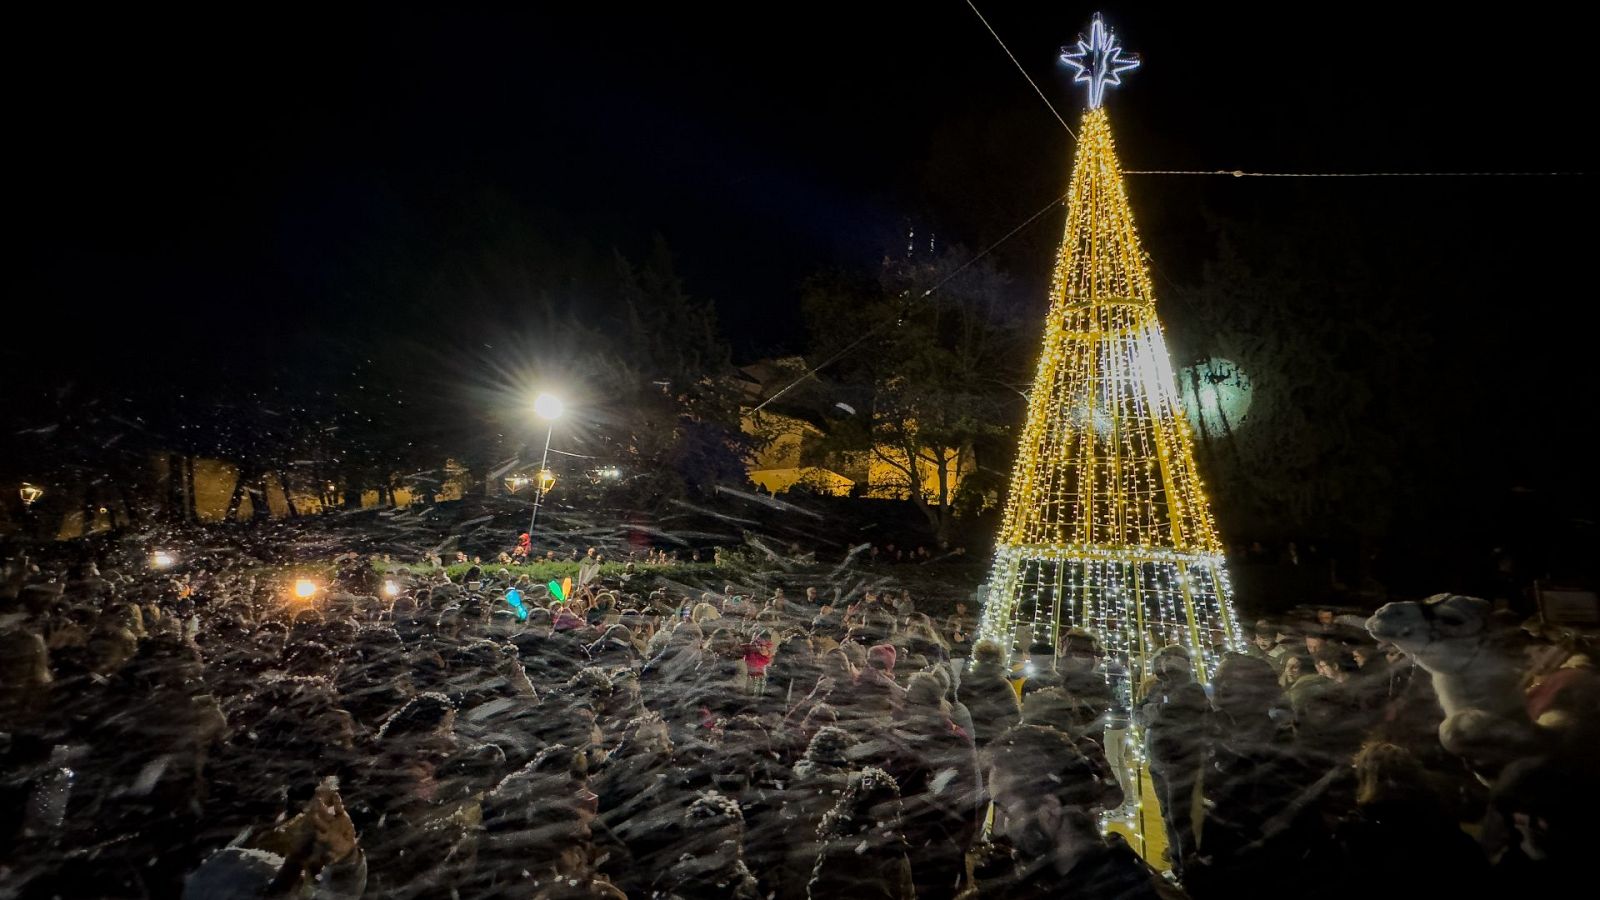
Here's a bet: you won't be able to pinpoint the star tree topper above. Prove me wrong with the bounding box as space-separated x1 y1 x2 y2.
1060 12 1140 109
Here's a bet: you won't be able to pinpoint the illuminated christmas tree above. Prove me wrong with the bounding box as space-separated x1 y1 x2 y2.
979 15 1242 700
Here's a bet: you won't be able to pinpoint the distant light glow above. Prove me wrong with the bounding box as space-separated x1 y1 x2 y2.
293 578 319 599
1178 358 1253 435
537 469 557 493
533 392 565 421
383 579 400 597
1059 12 1140 109
151 551 177 569
19 483 44 506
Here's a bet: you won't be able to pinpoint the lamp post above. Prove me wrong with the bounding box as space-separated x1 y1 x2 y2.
528 393 564 538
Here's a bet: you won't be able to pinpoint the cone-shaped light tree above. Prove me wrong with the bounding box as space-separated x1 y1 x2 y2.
979 15 1243 690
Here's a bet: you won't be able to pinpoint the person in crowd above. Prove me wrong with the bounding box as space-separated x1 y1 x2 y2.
961 639 1022 748
3 539 1592 900
806 767 916 900
969 723 1167 899
1137 644 1209 877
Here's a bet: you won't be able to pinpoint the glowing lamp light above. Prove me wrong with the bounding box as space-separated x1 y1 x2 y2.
293 578 319 599
19 483 44 507
151 551 177 570
383 580 401 598
533 392 565 421
505 475 531 492
537 469 557 493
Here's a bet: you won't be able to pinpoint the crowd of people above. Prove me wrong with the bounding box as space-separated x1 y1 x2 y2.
2 542 1597 899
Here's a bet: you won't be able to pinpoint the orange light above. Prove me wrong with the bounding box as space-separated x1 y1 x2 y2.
293 578 319 599
383 580 400 597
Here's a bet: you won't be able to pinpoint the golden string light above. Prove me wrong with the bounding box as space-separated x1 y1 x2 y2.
979 106 1244 860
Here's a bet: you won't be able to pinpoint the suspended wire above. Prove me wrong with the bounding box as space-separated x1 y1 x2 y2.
1126 169 1582 177
748 191 1069 415
754 6 1583 419
963 0 1076 141
963 2 1582 179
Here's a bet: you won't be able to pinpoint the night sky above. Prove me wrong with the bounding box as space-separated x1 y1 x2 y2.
7 5 1593 539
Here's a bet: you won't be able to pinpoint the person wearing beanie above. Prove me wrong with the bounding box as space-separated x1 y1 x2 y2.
848 643 906 724
1018 641 1063 697
869 642 898 676
960 639 1022 749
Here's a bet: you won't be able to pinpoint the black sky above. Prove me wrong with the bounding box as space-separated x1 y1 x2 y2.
7 3 1591 448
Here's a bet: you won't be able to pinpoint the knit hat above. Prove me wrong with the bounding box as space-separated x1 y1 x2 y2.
868 643 897 673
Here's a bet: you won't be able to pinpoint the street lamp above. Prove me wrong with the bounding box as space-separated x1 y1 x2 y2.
528 393 564 538
19 483 44 507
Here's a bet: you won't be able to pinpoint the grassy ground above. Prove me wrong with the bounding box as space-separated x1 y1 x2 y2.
357 555 986 613
380 558 727 583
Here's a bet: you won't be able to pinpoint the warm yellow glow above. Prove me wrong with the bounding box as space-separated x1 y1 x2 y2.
19 483 44 506
151 551 177 569
981 107 1240 664
978 104 1242 866
383 580 400 597
537 469 557 493
293 578 319 599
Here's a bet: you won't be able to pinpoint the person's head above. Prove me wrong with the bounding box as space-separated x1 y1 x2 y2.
1058 628 1103 671
1280 650 1311 685
1316 609 1336 626
1211 653 1280 722
904 671 948 717
805 586 819 603
1253 619 1276 650
800 724 857 771
985 724 1110 856
867 643 896 675
972 639 1004 667
679 790 746 858
955 601 968 615
1151 644 1193 683
1353 741 1428 808
1304 629 1328 655
1313 645 1355 682
817 767 904 840
377 691 457 744
1351 643 1381 669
